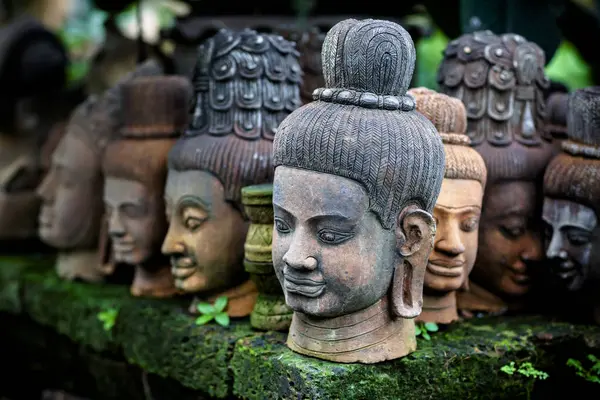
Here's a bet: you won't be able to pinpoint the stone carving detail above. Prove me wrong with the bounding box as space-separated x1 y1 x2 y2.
438 32 555 316
437 31 550 147
409 87 487 324
162 28 302 316
37 60 163 282
242 183 292 330
102 75 191 297
543 86 600 324
272 19 445 363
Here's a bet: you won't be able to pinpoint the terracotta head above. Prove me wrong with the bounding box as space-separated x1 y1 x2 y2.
409 87 487 322
543 87 600 292
103 76 191 268
437 31 554 305
37 98 105 250
273 19 445 362
162 28 302 294
38 60 163 253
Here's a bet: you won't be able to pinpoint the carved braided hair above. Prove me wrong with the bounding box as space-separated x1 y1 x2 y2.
273 19 445 229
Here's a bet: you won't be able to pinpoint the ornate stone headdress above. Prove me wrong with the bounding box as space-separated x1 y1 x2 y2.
168 28 303 207
437 31 553 183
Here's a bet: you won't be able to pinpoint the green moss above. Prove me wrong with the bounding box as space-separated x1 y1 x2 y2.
0 255 54 313
116 300 255 398
230 317 600 399
3 261 600 399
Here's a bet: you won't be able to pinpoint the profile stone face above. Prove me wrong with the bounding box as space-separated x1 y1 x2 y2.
37 60 163 282
161 28 302 317
542 86 600 324
409 87 487 324
437 31 555 315
102 75 191 298
272 18 445 363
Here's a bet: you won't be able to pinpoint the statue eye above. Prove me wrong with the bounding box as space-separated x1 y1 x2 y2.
567 230 591 246
185 217 205 231
461 217 479 232
274 218 291 233
318 229 353 245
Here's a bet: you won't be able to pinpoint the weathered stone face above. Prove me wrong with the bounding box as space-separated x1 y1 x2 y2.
272 167 397 318
104 178 163 266
162 169 247 294
38 133 102 249
470 181 543 299
543 198 599 291
426 178 483 293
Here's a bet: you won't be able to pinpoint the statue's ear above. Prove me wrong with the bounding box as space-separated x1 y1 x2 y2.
391 204 436 318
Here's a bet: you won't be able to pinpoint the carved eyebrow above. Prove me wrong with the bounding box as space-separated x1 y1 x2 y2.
273 203 291 216
177 195 211 213
435 204 481 212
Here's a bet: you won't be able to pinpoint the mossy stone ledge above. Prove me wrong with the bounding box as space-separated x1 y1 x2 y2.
1 256 600 400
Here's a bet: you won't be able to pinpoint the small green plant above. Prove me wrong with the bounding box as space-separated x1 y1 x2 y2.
567 354 600 384
415 321 439 340
97 307 118 331
195 296 230 327
501 361 549 380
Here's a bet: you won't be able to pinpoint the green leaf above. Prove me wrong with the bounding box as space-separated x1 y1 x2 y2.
215 312 230 327
424 322 439 332
195 314 214 326
214 296 228 313
415 325 422 336
196 302 215 315
422 330 431 340
500 362 516 375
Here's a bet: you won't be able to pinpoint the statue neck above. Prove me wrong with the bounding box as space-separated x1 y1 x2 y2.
287 297 416 364
417 290 458 324
131 260 178 298
456 281 517 315
56 250 104 282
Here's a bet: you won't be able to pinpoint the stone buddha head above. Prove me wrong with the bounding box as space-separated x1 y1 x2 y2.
437 31 555 313
543 87 600 298
161 28 302 315
37 61 163 282
272 18 446 363
102 76 191 298
409 87 487 324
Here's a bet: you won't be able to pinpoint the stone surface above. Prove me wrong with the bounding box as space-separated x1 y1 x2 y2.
1 256 600 399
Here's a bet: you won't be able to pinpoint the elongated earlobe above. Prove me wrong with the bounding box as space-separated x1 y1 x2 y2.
391 205 436 318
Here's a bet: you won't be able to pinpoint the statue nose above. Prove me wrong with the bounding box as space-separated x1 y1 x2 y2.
283 252 318 271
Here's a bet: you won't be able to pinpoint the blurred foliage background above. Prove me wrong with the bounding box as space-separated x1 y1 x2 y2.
3 0 599 91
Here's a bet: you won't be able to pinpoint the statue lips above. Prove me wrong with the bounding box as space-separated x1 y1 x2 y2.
283 273 326 298
427 259 464 278
550 258 579 283
112 240 135 255
170 256 197 279
506 261 531 285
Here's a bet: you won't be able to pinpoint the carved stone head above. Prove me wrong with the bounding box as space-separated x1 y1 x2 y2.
543 87 600 293
161 28 302 313
37 60 163 281
273 19 445 363
409 87 487 324
437 31 554 312
102 75 191 298
0 16 67 240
